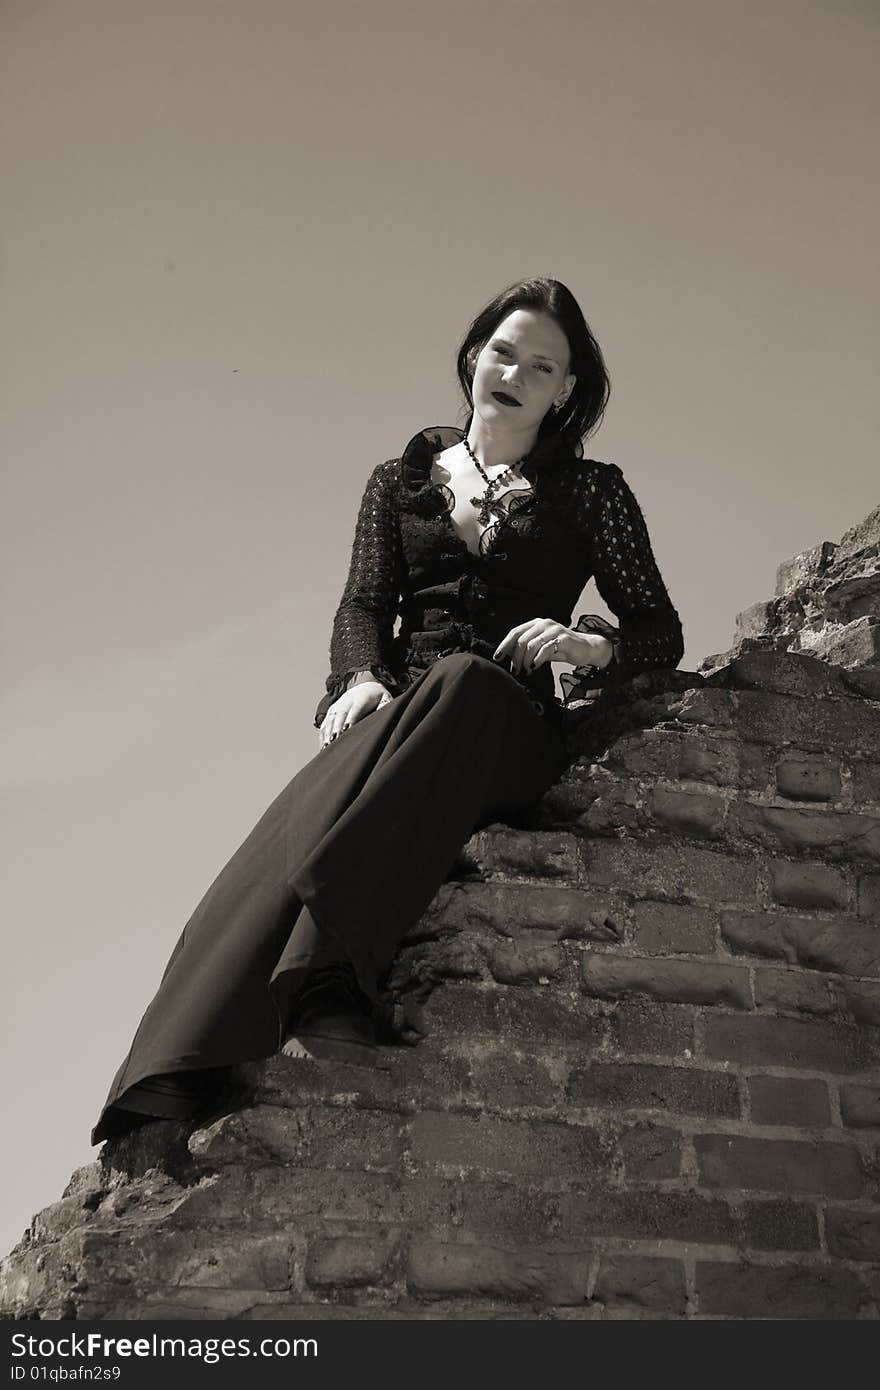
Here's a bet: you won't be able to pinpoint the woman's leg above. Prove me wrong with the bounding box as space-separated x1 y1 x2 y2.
92 653 567 1143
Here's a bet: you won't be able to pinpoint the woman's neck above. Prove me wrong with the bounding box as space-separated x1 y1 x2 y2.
465 416 539 471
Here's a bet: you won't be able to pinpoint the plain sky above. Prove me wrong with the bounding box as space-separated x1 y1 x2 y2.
1 0 877 1258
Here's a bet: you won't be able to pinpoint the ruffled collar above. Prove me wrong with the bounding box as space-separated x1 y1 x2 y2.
400 423 579 497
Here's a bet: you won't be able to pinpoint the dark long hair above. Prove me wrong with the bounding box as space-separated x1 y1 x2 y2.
454 277 610 459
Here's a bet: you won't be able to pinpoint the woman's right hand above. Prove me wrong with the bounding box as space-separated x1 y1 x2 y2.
318 680 393 750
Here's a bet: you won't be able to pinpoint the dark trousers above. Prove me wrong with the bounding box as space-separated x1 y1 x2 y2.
92 653 569 1144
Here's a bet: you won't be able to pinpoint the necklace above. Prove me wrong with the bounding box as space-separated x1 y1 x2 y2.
462 436 529 527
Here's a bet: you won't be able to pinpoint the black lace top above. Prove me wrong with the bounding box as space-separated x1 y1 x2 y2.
314 424 684 729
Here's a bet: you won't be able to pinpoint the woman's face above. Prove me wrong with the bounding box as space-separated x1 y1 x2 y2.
471 308 575 436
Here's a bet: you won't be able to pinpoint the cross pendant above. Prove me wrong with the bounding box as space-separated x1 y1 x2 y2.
470 491 495 527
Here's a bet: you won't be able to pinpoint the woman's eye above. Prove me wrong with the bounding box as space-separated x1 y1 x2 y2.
493 345 509 356
536 364 552 373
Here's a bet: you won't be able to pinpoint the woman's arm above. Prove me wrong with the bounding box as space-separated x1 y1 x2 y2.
562 463 684 700
313 460 404 728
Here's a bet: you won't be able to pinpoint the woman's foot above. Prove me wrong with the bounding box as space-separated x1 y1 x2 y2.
281 961 377 1058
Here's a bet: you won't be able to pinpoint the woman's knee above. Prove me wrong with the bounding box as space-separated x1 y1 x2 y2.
424 651 503 691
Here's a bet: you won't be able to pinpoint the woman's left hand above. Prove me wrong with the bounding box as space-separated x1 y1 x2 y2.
493 620 613 675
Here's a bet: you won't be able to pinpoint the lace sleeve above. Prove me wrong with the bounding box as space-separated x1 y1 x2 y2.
560 463 684 703
313 460 404 728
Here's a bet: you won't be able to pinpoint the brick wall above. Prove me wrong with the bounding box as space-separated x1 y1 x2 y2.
2 512 878 1321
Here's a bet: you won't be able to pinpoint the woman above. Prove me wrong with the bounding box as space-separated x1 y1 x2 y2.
91 276 684 1146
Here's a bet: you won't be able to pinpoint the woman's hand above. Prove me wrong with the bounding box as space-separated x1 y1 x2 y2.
493 620 614 675
318 680 393 751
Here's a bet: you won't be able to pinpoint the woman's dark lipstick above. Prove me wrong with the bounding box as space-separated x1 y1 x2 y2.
492 391 521 407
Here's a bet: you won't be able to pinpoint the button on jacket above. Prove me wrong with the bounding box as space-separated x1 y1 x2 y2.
314 424 685 731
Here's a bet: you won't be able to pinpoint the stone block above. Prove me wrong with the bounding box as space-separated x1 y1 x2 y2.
720 910 880 978
775 540 838 597
564 1188 737 1245
484 939 564 985
703 1013 880 1073
593 1255 686 1315
619 1123 681 1180
188 1105 403 1173
648 787 726 840
767 860 849 911
747 1075 831 1127
581 954 752 1010
839 1083 880 1129
852 761 880 806
775 753 841 803
631 900 717 954
607 999 695 1059
407 1111 602 1181
568 1062 739 1118
582 840 759 906
733 804 880 864
420 982 604 1049
694 1133 864 1197
857 872 880 922
406 1240 589 1304
696 1260 865 1319
753 966 837 1017
825 1208 880 1262
305 1235 397 1289
465 828 581 879
739 1200 820 1251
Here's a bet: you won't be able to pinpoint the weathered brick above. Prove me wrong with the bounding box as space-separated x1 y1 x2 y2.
674 688 735 728
305 1235 396 1289
171 1166 402 1227
839 1083 880 1129
485 939 564 985
464 828 581 879
648 788 726 840
694 1133 864 1197
568 1062 739 1118
429 881 622 940
721 910 880 978
583 840 758 905
421 982 603 1048
593 1255 686 1314
401 1177 566 1243
857 872 880 922
468 1050 562 1110
739 1199 820 1251
747 1074 831 1127
775 540 838 597
583 784 643 836
620 1123 681 1180
73 1229 294 1292
407 1240 589 1304
696 1260 866 1319
408 1111 601 1180
703 1013 880 1073
734 688 880 758
189 1105 403 1172
565 1187 736 1245
852 761 880 807
732 804 880 863
632 900 716 954
839 979 880 1027
767 860 849 911
825 1207 880 1262
678 736 740 786
775 753 841 803
754 966 837 1017
581 954 752 1010
608 999 695 1058
715 650 844 699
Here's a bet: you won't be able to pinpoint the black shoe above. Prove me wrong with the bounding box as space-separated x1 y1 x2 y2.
285 962 377 1051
